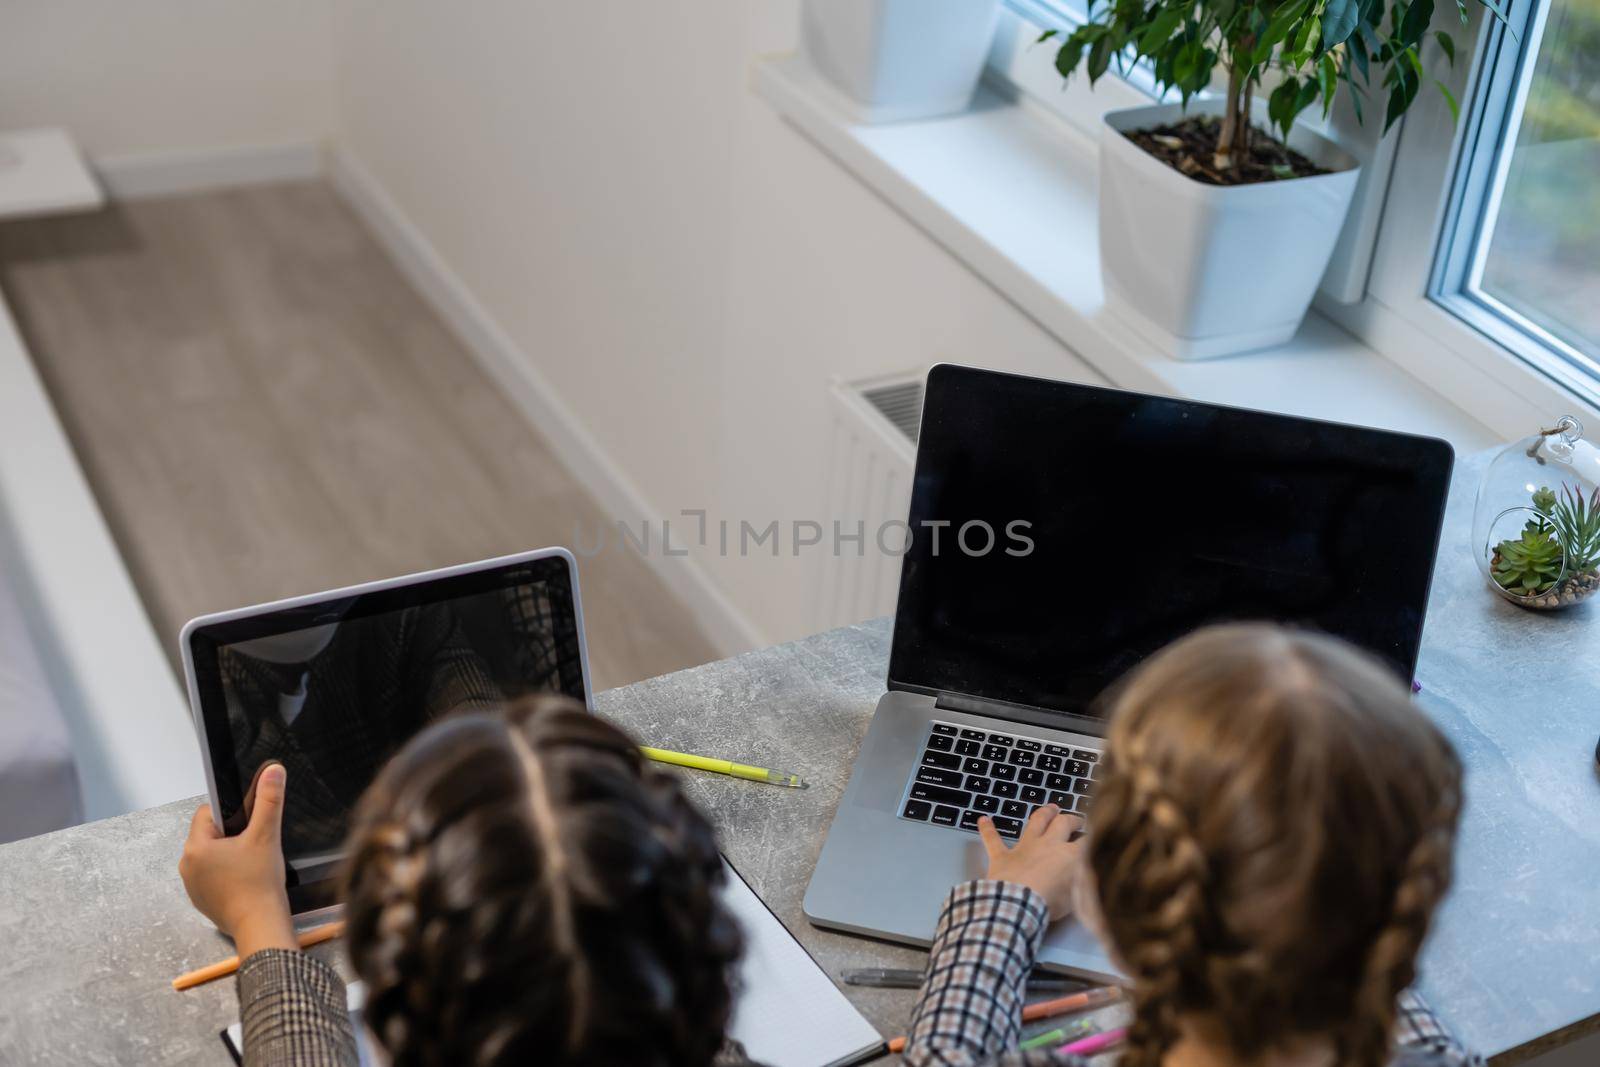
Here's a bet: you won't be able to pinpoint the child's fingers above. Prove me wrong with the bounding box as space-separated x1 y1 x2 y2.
1042 810 1084 842
978 815 1008 858
1022 803 1058 839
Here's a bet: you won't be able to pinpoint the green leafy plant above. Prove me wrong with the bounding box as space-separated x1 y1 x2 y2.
1491 525 1564 596
1044 0 1508 176
1548 482 1600 573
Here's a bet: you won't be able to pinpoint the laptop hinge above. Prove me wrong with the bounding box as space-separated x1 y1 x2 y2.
934 692 1106 738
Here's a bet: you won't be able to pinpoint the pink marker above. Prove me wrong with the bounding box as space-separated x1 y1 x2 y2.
1058 1026 1128 1057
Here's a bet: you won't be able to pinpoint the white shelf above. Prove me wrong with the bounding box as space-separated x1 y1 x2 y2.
754 54 1498 454
0 128 104 220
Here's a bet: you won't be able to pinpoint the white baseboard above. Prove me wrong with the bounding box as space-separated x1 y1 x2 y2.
328 146 766 662
94 141 324 200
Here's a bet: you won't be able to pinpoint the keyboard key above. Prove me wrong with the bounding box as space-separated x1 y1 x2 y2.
1086 762 1100 780
972 794 1000 813
902 799 931 820
985 733 1015 747
1019 768 1044 786
1074 794 1092 813
931 724 958 736
956 740 981 756
964 774 990 793
992 817 1023 838
1073 778 1093 795
931 805 960 826
991 780 1019 799
981 744 1009 761
963 757 990 775
990 764 1017 782
1015 738 1043 752
959 729 986 741
1073 749 1099 762
959 810 982 831
1064 759 1090 777
1020 786 1047 804
1048 790 1072 807
917 768 966 788
1001 799 1029 818
1047 773 1071 790
922 750 961 769
1008 750 1036 767
910 783 972 807
1044 743 1070 756
926 734 954 752
1036 755 1063 772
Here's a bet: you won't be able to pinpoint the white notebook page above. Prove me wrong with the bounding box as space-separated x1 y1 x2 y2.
720 859 884 1067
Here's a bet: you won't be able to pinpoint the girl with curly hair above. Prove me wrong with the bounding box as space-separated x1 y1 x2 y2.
901 622 1480 1067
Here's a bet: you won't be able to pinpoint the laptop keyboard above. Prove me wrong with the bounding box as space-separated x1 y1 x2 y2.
899 722 1101 839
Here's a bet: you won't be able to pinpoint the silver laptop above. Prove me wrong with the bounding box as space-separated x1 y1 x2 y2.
803 365 1454 978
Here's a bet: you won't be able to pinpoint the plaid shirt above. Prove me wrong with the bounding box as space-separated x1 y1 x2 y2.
237 950 356 1067
903 880 1483 1067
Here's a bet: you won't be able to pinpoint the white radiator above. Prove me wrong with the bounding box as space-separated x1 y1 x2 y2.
815 371 924 631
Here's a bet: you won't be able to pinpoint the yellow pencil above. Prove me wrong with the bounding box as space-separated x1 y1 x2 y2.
641 746 806 788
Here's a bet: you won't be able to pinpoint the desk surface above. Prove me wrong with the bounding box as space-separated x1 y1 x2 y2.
1 455 1596 1065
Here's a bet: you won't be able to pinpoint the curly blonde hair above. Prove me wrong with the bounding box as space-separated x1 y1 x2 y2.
1088 624 1461 1067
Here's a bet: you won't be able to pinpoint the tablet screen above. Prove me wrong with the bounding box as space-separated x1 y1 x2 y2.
188 554 586 893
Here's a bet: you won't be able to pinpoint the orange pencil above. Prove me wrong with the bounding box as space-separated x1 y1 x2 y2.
172 921 346 991
885 985 1119 1054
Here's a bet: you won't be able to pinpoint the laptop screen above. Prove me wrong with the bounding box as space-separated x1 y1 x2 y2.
188 553 587 890
887 366 1454 719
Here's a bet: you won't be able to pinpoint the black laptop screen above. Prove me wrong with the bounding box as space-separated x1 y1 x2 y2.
189 555 587 873
887 366 1454 719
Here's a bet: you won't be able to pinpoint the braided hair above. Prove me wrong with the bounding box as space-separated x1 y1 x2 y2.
1088 624 1462 1067
337 695 742 1067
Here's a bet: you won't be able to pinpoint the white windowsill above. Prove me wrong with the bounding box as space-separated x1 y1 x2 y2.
753 55 1499 455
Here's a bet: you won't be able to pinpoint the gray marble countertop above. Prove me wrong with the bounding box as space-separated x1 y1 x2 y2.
1 454 1596 1065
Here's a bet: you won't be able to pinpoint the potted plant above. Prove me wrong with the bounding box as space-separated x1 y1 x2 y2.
1045 0 1500 358
802 0 1002 122
1488 484 1600 610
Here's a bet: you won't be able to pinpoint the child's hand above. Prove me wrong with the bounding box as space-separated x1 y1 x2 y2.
178 762 297 958
978 804 1085 919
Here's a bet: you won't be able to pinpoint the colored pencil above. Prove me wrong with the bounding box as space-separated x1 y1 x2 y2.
172 921 345 991
1058 1026 1128 1057
886 985 1118 1053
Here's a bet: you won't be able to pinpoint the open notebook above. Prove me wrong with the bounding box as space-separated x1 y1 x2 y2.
225 859 883 1067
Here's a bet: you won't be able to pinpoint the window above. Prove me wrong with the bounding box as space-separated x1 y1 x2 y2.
1434 0 1600 401
1004 0 1091 31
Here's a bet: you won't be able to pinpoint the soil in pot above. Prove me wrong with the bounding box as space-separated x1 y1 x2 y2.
1124 115 1328 186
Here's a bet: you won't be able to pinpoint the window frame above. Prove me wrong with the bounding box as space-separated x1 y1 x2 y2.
1323 0 1600 436
1428 0 1600 408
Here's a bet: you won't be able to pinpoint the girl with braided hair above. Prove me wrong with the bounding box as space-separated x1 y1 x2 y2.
902 622 1480 1067
179 694 755 1067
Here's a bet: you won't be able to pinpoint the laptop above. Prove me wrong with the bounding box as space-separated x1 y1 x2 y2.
802 365 1454 978
181 547 592 914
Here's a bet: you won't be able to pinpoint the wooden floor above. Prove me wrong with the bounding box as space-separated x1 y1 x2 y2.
0 181 718 692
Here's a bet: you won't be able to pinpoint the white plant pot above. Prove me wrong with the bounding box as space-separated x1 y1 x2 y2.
801 0 1001 123
1098 99 1361 360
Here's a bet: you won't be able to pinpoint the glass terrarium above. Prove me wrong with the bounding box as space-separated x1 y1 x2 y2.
1472 416 1600 610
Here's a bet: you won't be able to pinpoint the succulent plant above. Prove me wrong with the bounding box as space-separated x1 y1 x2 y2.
1492 526 1565 596
1548 482 1600 573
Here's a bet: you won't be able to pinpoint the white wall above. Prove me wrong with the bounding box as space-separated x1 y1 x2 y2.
331 0 1107 650
0 0 335 158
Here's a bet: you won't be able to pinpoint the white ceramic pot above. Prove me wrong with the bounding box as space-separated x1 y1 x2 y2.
801 0 1001 123
1098 99 1361 360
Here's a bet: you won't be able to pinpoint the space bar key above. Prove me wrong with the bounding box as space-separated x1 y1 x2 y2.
909 783 972 808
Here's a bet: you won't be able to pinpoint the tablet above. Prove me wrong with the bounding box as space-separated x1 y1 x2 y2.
181 547 591 911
